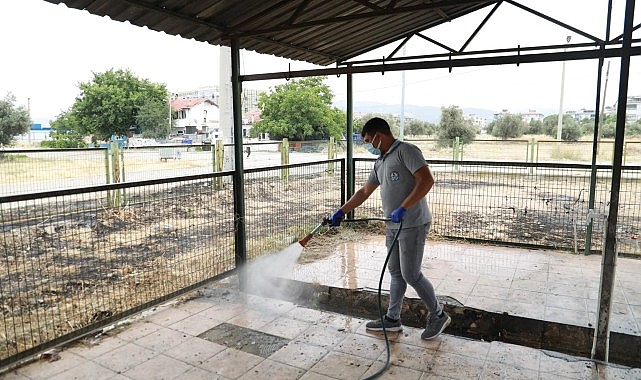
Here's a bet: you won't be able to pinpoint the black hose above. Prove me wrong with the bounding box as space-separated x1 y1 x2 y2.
344 217 401 380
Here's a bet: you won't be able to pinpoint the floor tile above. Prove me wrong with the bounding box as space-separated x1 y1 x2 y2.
237 358 305 380
481 360 539 380
335 333 387 360
133 326 191 353
486 340 540 371
48 360 116 380
16 352 86 380
162 336 226 366
297 324 350 349
383 341 437 372
92 342 158 373
309 351 372 380
260 315 312 339
269 340 329 370
123 354 192 380
428 351 485 379
169 313 222 336
66 335 128 360
197 348 263 379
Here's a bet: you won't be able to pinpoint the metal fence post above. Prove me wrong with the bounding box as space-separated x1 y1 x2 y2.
328 136 335 174
214 140 224 189
281 138 289 182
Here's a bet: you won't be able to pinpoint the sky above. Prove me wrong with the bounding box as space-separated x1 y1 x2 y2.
1 0 640 125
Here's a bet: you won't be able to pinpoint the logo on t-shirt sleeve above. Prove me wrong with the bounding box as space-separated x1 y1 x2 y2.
390 171 400 181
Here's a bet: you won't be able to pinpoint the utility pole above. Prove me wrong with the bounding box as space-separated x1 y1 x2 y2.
557 36 571 141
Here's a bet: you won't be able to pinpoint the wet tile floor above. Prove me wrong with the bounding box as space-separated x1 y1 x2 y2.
2 241 641 379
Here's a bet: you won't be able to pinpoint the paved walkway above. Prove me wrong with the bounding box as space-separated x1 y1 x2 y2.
2 242 641 379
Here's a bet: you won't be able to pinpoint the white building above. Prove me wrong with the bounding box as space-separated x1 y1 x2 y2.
571 109 595 121
521 110 544 124
614 95 641 122
171 98 221 139
465 113 487 132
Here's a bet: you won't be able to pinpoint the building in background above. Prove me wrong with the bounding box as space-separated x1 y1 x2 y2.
521 110 545 124
465 113 487 133
171 86 263 140
15 123 51 146
614 95 641 122
170 98 220 140
172 86 261 120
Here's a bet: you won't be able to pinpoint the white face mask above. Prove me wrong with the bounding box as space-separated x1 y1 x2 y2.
365 134 382 155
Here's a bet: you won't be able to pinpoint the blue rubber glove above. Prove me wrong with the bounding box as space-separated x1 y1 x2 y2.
330 209 345 227
390 207 406 223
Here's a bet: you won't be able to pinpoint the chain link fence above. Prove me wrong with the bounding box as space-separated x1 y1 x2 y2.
0 159 344 367
354 158 641 255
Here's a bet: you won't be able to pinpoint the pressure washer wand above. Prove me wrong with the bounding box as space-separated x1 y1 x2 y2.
298 218 330 247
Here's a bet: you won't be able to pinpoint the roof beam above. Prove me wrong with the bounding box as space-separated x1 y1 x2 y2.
230 0 495 37
240 44 641 81
504 0 603 43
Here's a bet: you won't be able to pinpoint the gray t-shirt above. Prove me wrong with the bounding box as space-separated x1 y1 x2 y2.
367 140 432 228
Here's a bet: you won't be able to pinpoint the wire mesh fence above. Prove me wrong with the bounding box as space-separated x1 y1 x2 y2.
0 158 345 366
0 142 340 197
244 160 344 259
0 174 236 366
405 138 641 164
354 158 641 255
0 148 109 195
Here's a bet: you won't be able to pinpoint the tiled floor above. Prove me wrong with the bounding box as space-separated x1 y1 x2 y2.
2 241 641 379
292 238 641 335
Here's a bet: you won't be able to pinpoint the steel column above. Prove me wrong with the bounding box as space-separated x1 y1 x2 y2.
592 0 636 362
346 70 354 216
230 38 248 290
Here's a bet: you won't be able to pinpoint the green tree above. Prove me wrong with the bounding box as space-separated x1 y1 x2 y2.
405 119 436 137
252 77 345 140
41 109 87 148
527 119 544 135
488 113 526 140
136 97 172 139
0 93 31 147
354 113 400 136
73 68 169 141
437 105 476 147
589 114 641 138
543 114 583 141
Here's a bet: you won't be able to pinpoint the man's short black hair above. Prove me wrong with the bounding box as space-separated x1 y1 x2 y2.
361 117 392 138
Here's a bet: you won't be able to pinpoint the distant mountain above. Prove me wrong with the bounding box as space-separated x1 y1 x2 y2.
334 101 497 123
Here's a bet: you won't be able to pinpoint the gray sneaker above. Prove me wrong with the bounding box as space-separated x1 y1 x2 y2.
366 316 402 332
421 312 451 340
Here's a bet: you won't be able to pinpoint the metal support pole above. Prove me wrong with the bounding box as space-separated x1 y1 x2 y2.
585 0 613 256
346 70 355 219
557 36 571 141
585 56 605 255
230 38 248 290
592 0 635 362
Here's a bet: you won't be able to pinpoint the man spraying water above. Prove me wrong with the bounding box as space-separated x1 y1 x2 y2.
330 117 450 340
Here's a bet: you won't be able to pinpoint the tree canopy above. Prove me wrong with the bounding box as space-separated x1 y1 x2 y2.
72 69 170 141
41 109 87 148
437 105 477 147
251 77 345 140
543 114 582 141
0 93 31 147
488 113 526 140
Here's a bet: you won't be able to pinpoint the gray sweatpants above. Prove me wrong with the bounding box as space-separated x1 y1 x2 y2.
385 222 441 321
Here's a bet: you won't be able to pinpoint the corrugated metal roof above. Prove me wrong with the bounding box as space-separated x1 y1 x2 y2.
42 0 496 66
